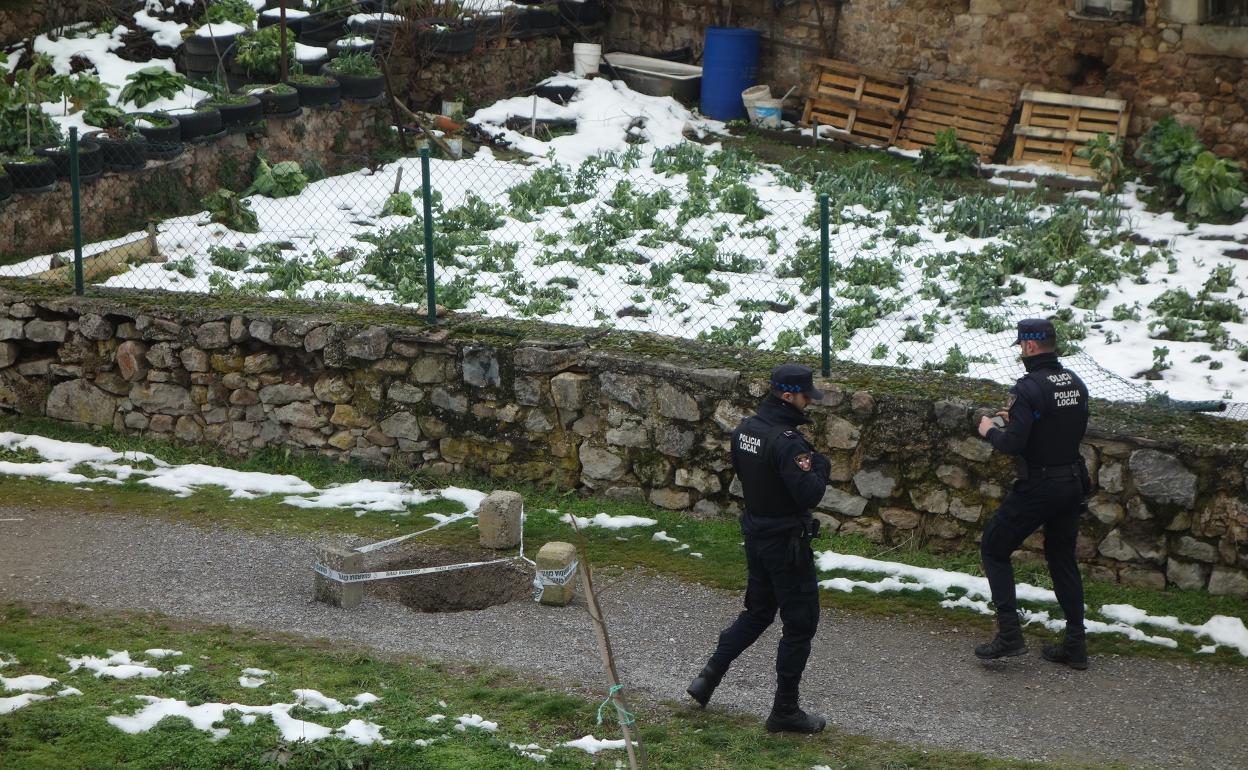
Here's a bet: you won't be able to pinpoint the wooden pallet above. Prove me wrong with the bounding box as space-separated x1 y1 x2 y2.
895 80 1015 161
1009 90 1130 176
801 58 910 147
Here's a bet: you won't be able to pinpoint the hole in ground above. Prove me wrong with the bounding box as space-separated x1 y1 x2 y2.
366 544 533 612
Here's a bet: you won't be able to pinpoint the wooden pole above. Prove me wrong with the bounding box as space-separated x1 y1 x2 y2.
571 521 647 770
279 0 289 83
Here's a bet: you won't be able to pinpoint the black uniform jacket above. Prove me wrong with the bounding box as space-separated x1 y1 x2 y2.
731 394 831 538
985 352 1090 468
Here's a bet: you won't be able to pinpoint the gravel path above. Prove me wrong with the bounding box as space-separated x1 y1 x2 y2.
2 507 1245 769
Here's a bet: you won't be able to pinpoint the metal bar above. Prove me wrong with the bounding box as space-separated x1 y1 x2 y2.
421 147 436 324
819 193 830 377
278 0 288 83
69 126 84 296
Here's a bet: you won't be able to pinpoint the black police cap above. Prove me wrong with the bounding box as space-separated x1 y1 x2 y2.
770 363 824 400
1014 318 1057 345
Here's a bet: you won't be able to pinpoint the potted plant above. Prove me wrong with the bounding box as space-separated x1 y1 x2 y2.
124 113 183 161
232 25 300 84
238 82 300 117
413 17 477 58
285 72 341 108
0 152 55 192
0 59 63 191
197 92 264 129
322 51 384 101
163 104 225 143
300 0 354 46
82 100 126 129
83 125 148 172
36 137 105 181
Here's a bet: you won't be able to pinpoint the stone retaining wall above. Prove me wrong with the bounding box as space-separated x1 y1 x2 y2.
0 0 121 46
0 102 389 260
606 0 1248 161
1 290 1245 596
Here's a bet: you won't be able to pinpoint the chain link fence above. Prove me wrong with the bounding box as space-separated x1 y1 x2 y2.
3 127 1241 419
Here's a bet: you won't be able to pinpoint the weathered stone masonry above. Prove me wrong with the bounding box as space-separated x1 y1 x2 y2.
2 289 1246 596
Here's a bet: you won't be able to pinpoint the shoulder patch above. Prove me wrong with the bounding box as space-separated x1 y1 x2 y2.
794 453 812 472
783 430 798 437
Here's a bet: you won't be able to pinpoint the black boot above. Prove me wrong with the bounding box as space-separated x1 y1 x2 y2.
765 689 825 734
1042 625 1088 670
686 664 724 708
974 612 1028 660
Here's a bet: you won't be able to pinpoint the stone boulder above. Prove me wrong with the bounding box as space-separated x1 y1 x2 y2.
1129 449 1197 508
45 379 115 426
478 490 523 549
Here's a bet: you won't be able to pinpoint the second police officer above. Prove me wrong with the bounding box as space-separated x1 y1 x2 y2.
686 363 830 733
975 319 1092 669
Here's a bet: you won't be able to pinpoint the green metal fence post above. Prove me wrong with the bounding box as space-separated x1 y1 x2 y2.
70 126 84 296
420 147 436 324
819 193 830 378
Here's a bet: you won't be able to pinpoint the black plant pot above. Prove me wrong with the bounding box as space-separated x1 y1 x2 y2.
240 86 301 116
200 95 264 128
183 31 241 57
287 78 341 108
322 65 383 101
473 13 508 41
559 0 604 24
182 51 228 77
3 157 56 192
299 56 329 76
127 112 182 143
0 172 12 201
416 19 477 57
300 12 349 46
347 12 402 41
84 130 148 172
258 10 307 35
167 107 224 142
145 141 185 161
328 35 380 58
513 8 560 38
37 141 104 181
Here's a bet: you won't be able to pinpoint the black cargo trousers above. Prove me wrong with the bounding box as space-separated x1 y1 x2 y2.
707 525 820 690
981 472 1086 628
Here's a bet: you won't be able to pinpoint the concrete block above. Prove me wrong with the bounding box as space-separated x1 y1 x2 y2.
479 490 524 549
313 545 364 609
535 541 578 606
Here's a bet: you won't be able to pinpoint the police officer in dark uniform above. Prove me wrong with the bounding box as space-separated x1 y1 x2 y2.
686 363 830 733
975 319 1092 669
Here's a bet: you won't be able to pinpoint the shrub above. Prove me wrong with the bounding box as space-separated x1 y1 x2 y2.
916 128 979 178
1135 116 1204 204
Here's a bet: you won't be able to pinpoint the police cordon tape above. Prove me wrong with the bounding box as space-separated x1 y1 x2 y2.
532 559 579 603
314 557 522 584
314 506 539 586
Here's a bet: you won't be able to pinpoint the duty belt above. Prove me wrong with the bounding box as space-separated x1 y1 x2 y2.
1017 461 1082 480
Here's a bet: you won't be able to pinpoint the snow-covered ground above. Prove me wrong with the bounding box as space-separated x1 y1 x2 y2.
2 430 1244 657
6 11 1248 406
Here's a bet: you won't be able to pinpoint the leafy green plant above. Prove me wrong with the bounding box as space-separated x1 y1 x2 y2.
327 51 380 78
208 245 250 271
698 313 763 347
1176 151 1246 223
82 100 125 129
246 156 308 198
917 129 979 178
0 55 62 154
1135 115 1204 204
235 26 299 81
1076 132 1127 194
163 255 197 278
202 0 257 26
202 188 259 232
381 192 417 217
39 72 109 114
119 66 188 108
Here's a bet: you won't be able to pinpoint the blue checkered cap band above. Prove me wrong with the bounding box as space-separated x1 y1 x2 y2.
1019 331 1050 340
772 382 803 392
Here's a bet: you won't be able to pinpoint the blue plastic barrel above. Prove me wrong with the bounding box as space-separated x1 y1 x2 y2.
701 27 761 120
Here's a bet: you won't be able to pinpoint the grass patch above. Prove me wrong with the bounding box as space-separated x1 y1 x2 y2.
1 415 1244 667
0 604 1130 770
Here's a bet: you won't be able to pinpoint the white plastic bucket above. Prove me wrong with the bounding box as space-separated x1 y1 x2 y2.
753 97 783 128
740 84 771 123
573 43 601 77
444 137 463 159
441 100 463 118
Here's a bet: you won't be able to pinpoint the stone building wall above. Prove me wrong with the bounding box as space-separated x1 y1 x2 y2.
388 37 566 113
0 102 389 261
606 0 1248 160
1 289 1246 596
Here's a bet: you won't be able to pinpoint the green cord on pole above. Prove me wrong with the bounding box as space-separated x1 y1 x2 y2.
420 147 436 325
596 683 635 727
70 126 84 296
819 193 830 378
